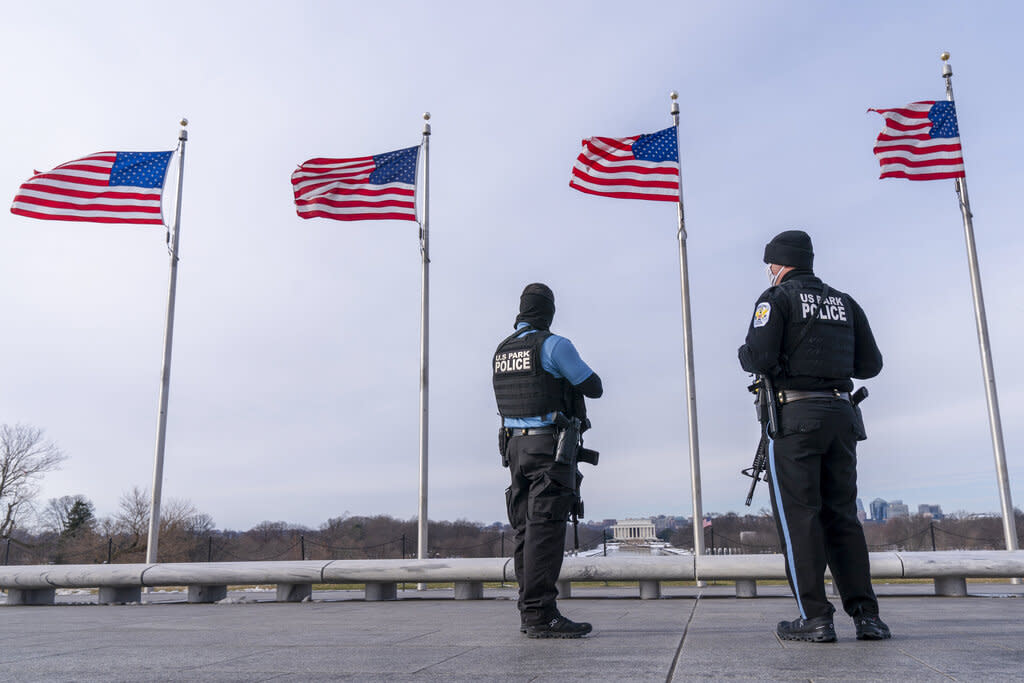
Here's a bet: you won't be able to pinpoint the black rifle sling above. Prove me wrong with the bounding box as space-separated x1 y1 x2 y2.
498 325 535 348
784 282 832 361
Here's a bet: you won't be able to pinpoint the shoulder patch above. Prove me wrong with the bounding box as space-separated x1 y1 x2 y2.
753 302 771 328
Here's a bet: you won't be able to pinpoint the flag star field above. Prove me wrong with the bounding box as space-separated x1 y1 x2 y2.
109 152 174 188
927 101 960 138
368 147 419 185
632 127 679 163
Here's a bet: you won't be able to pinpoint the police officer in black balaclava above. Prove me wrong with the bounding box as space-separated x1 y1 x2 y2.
493 283 602 638
738 230 892 643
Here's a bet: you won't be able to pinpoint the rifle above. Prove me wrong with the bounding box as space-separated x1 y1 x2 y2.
555 390 600 548
742 374 778 506
741 380 870 506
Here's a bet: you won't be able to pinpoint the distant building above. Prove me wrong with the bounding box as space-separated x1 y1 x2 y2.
856 498 867 524
611 518 657 541
652 515 682 533
918 504 944 520
888 500 909 519
870 498 888 522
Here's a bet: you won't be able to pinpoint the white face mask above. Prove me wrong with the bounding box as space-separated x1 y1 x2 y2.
765 263 779 286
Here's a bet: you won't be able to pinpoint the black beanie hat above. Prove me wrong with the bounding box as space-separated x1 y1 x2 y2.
515 283 555 330
763 230 814 270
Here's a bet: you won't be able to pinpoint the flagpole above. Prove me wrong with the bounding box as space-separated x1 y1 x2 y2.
940 53 1019 559
417 113 431 568
146 118 188 566
670 92 705 562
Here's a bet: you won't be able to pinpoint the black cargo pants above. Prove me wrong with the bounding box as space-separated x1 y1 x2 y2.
504 433 576 625
766 396 880 620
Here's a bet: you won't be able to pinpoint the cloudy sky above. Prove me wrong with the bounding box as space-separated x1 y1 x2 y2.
1 1 1021 534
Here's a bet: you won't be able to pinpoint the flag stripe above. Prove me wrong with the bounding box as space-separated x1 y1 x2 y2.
15 183 166 203
8 206 166 223
292 146 418 222
13 193 163 214
570 166 680 190
572 161 679 183
879 169 966 181
569 176 680 201
569 127 680 203
873 151 964 165
10 151 172 224
296 209 416 221
869 100 965 181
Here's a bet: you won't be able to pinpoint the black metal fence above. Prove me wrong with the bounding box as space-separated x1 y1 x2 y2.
3 517 1021 565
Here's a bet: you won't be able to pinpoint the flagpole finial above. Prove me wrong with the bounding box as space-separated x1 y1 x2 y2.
941 52 952 80
422 112 431 136
178 117 188 142
670 91 680 121
940 51 950 62
180 117 189 127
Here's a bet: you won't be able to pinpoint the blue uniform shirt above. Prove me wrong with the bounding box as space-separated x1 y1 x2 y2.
503 322 595 428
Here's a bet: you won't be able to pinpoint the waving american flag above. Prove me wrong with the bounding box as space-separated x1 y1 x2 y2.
291 145 419 222
869 101 965 181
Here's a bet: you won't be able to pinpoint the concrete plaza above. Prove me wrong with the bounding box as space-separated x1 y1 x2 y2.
1 582 1022 681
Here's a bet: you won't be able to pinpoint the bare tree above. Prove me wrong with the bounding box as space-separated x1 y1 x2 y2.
109 487 217 561
41 494 94 536
0 424 68 537
112 485 151 552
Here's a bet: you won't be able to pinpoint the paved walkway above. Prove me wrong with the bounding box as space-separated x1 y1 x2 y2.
1 583 1022 681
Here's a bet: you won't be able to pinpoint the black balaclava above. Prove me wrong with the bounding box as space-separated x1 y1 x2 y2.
763 230 814 270
514 283 555 330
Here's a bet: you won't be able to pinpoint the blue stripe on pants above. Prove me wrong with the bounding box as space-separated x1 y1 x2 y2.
768 436 806 620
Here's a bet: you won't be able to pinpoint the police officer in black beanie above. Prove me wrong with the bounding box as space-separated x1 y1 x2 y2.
493 283 603 638
738 230 892 642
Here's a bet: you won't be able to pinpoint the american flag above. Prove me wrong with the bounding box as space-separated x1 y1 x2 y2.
569 126 680 202
291 145 419 222
702 516 713 529
11 151 173 225
868 101 965 181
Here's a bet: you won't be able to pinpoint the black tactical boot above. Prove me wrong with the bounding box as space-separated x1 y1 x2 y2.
776 615 836 642
525 615 592 639
854 614 892 640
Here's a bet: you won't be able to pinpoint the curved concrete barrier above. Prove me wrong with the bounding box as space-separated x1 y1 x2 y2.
562 555 695 581
142 560 328 586
0 563 150 590
899 550 1024 578
2 550 1021 605
696 554 784 579
321 557 507 583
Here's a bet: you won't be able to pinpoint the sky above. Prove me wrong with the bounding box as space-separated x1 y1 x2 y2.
1 1 1022 534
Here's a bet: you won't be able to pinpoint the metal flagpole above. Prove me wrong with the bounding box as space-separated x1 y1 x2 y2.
146 118 189 565
417 113 431 568
670 92 705 560
940 53 1019 559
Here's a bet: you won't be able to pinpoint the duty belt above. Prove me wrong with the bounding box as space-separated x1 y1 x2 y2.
777 389 850 405
507 426 558 437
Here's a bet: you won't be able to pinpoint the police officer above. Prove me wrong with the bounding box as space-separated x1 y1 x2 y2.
493 283 603 638
738 230 891 643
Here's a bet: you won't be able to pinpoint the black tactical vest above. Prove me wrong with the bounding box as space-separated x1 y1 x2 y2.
492 328 570 418
779 279 855 380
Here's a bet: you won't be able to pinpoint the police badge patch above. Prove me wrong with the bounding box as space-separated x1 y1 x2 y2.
753 302 771 328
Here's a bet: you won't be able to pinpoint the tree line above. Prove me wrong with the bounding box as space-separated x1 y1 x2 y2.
2 423 1022 565
656 510 1024 555
6 507 1022 566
